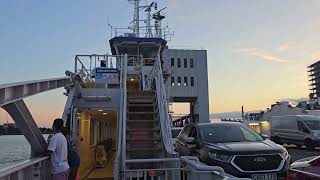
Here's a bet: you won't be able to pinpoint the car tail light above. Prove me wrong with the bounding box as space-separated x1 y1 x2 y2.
148 170 157 177
286 174 292 180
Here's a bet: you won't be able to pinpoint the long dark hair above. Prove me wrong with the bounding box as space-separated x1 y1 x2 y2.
53 118 64 132
61 127 70 136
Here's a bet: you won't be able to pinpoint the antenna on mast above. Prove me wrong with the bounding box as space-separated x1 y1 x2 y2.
128 0 141 37
145 2 157 37
125 0 174 40
153 7 166 38
107 17 113 39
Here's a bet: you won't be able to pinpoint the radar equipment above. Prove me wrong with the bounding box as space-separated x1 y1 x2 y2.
153 7 166 38
144 2 157 37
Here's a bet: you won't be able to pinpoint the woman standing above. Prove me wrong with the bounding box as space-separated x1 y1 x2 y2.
62 127 80 180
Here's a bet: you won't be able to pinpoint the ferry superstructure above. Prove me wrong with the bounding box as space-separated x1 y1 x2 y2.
0 1 247 180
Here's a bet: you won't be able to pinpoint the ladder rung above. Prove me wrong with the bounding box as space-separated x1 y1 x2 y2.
127 128 160 131
127 120 158 123
128 112 157 115
127 147 162 152
127 137 161 141
128 96 154 99
128 104 154 107
127 90 155 94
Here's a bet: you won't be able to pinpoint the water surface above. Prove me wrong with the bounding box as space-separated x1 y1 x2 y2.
0 135 48 169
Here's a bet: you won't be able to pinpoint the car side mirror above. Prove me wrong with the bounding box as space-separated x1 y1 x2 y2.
186 137 195 144
260 134 268 140
185 137 196 149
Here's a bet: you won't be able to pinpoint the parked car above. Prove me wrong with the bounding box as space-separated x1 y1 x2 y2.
270 115 320 150
171 127 183 145
287 156 320 180
175 122 290 180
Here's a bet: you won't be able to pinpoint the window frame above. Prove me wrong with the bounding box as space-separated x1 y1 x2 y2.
171 76 175 86
177 58 181 68
190 58 194 68
189 126 198 139
180 126 192 139
184 77 188 87
177 76 181 86
297 121 310 133
191 77 194 87
171 58 175 67
184 58 188 68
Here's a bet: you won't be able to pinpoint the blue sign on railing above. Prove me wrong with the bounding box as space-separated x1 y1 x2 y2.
95 68 119 84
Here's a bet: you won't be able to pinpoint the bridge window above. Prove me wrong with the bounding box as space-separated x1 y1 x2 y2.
190 58 194 68
184 58 188 68
171 58 175 67
177 77 181 86
191 77 194 87
184 77 188 86
177 58 181 68
171 76 175 86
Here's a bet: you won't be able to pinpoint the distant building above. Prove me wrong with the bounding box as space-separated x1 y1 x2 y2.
260 101 307 122
163 48 209 123
3 123 16 129
244 112 265 121
308 61 320 104
244 101 308 135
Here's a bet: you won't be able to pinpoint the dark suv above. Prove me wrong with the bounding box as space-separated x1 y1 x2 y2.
175 122 290 180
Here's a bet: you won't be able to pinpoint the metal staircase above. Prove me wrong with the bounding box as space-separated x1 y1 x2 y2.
120 54 178 179
126 91 163 160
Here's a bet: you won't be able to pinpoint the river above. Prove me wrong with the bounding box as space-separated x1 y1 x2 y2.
0 135 48 170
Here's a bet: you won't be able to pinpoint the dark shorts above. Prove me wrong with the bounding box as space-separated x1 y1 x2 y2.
53 169 69 180
68 151 80 167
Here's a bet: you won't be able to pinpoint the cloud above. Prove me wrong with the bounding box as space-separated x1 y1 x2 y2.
233 48 289 63
310 50 320 60
277 43 291 52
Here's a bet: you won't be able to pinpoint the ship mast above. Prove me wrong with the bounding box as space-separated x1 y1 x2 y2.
127 0 173 39
128 0 141 37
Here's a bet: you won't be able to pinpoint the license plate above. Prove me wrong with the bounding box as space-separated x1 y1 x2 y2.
251 173 277 180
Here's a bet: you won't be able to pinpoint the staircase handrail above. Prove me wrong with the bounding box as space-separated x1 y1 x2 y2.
145 60 158 90
153 56 175 154
114 54 127 180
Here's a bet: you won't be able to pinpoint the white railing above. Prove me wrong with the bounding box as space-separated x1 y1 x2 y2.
0 157 51 180
153 55 175 154
124 156 250 180
125 158 180 180
74 54 122 83
114 54 128 180
145 59 158 90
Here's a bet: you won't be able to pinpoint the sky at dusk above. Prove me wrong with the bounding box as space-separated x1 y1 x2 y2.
1 0 320 127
